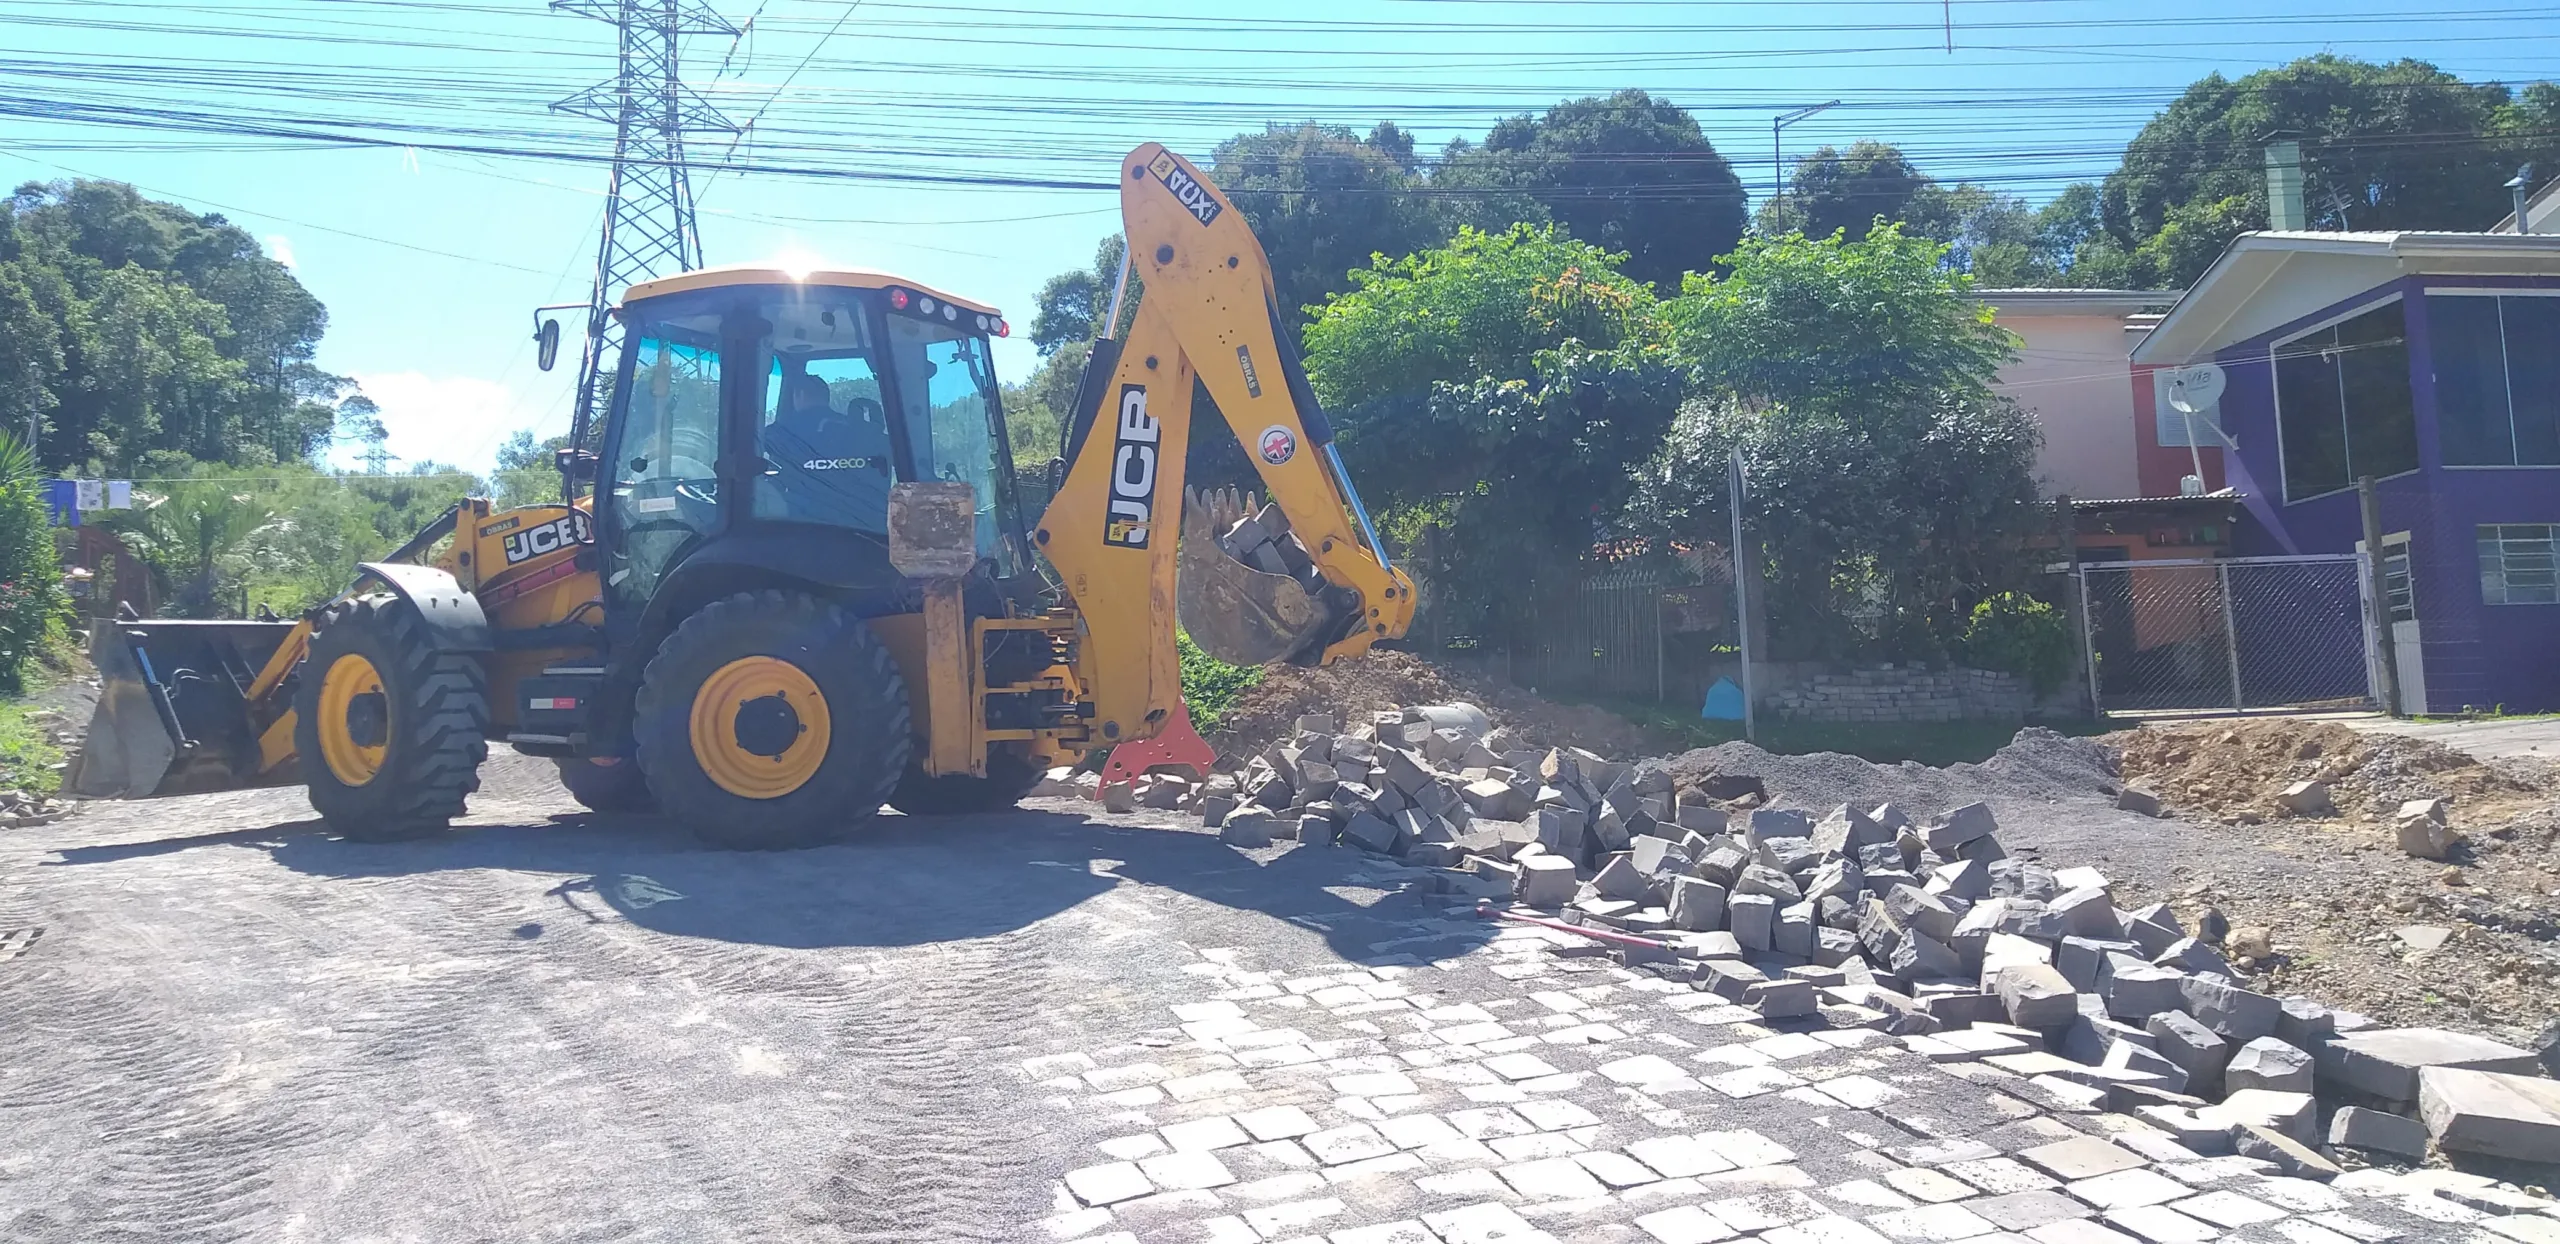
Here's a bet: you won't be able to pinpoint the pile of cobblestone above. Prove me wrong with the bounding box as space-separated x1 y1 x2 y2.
1195 703 2560 1176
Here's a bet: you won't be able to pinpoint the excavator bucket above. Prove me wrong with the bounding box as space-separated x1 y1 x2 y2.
1177 485 1339 666
71 618 299 798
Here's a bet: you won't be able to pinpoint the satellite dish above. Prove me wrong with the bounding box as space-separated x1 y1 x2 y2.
2166 362 2226 414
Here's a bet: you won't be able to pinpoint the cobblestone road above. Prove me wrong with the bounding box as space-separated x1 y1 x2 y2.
0 757 2549 1243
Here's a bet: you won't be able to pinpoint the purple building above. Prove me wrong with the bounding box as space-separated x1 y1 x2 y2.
2133 230 2560 714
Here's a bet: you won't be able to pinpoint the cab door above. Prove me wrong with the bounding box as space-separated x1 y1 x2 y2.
598 305 727 628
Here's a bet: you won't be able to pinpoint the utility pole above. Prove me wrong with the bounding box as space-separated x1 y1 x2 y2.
550 0 739 491
1770 101 1839 230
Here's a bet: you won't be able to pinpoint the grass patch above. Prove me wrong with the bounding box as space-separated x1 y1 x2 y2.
1177 631 1264 731
0 699 63 795
1589 698 2114 768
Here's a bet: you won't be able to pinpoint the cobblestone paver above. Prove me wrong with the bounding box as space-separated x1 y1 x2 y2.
1021 872 2539 1244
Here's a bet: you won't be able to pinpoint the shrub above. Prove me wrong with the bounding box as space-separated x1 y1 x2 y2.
1178 631 1263 730
1958 591 2075 693
0 432 66 691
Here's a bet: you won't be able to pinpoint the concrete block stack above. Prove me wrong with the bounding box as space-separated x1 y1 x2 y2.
1194 715 2560 1172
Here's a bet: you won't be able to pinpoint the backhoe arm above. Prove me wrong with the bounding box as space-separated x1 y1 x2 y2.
1036 142 1417 749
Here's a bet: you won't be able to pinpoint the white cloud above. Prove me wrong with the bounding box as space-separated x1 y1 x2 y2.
342 371 559 475
264 234 296 269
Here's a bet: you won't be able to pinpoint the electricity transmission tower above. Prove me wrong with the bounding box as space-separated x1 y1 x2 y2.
550 0 739 467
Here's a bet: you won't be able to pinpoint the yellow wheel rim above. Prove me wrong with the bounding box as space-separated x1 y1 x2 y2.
317 653 389 786
689 655 831 800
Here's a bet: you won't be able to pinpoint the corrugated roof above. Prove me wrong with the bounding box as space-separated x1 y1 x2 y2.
2133 230 2560 365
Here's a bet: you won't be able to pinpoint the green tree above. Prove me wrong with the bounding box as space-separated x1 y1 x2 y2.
1208 123 1448 325
1762 141 1933 243
1664 223 2013 408
1637 227 2042 659
0 430 66 689
1438 90 1748 291
0 178 348 470
492 429 569 509
1303 225 1683 633
1029 234 1131 357
2095 56 2541 286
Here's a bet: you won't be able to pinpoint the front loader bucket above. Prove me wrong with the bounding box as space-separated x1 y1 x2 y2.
72 618 299 798
1177 486 1336 667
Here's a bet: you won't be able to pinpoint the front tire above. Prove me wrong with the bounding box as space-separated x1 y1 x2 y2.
554 756 655 813
889 746 1044 816
633 591 911 850
295 594 489 841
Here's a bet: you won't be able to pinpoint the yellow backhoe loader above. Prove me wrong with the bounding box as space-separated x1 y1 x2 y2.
70 144 1417 849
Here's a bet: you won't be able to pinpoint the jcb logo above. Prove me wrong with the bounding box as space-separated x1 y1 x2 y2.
1149 153 1222 227
1104 384 1157 549
503 512 591 564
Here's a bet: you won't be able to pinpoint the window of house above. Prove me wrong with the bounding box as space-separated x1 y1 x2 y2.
2274 299 2417 501
2479 523 2558 604
2427 292 2560 467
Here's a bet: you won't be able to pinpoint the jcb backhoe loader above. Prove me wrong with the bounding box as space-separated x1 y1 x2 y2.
71 144 1418 849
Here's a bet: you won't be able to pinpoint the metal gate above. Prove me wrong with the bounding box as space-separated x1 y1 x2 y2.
2075 554 2377 713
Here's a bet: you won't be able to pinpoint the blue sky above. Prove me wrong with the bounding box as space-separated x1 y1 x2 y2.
5 0 2557 475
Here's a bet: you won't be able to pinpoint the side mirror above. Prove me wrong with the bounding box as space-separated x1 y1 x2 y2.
535 319 562 372
1044 456 1067 494
554 447 598 481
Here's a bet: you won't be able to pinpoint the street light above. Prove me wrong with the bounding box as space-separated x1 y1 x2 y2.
1772 101 1841 226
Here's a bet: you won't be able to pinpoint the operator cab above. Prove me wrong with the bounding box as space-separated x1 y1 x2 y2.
582 265 1029 631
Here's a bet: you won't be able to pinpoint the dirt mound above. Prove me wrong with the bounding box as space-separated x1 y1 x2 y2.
2109 719 2548 828
1210 650 1662 763
1653 727 2120 815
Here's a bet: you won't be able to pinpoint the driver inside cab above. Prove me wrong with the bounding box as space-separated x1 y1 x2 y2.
760 371 893 528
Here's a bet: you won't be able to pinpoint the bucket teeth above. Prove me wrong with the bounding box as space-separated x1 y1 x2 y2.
1177 485 1336 666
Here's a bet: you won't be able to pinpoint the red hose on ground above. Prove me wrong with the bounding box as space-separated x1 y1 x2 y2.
1474 899 1671 951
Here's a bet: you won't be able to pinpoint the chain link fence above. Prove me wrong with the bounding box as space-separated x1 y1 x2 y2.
2074 554 2376 713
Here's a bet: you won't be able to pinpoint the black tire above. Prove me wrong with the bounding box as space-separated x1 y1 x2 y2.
633 590 911 850
888 746 1045 816
553 756 655 813
295 593 489 842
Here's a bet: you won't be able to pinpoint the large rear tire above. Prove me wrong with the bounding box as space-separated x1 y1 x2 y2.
888 746 1044 816
553 756 655 813
633 591 911 850
295 594 489 842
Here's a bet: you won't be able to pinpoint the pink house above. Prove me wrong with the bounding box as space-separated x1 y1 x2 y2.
1976 288 2197 501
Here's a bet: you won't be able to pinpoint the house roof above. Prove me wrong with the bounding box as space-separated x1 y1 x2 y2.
2131 230 2560 366
1974 288 2177 317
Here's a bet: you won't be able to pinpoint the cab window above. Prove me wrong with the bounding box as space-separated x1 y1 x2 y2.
752 292 895 533
886 312 1019 576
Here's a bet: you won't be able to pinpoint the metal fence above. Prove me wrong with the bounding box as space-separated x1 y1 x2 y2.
2074 554 2377 713
1407 556 1740 708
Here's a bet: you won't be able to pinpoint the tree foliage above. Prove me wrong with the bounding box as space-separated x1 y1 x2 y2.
1764 141 1934 243
0 431 66 689
100 456 481 618
1633 227 2043 660
1208 123 1449 326
1303 226 1683 633
1664 224 2014 408
1439 90 1747 290
2070 55 2560 287
0 179 352 471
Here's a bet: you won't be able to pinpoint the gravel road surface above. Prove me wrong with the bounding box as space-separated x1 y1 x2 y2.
0 751 1490 1243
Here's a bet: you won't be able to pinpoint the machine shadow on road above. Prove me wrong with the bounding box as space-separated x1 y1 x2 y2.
49 805 1499 966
